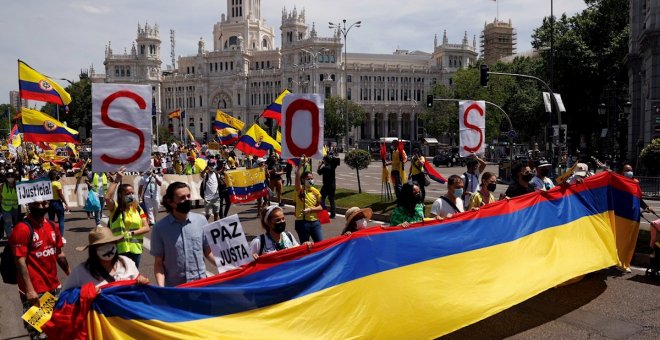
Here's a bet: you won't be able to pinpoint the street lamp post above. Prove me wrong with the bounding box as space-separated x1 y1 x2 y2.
329 19 361 152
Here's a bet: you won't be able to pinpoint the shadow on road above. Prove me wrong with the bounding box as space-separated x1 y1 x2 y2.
439 270 610 339
627 274 660 287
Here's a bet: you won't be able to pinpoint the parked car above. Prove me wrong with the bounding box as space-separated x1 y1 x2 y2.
433 152 464 167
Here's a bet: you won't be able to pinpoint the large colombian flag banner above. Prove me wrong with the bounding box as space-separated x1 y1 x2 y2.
21 108 79 143
18 60 72 106
44 172 640 339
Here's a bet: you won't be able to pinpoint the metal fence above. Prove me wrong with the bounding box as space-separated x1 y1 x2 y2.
638 176 660 198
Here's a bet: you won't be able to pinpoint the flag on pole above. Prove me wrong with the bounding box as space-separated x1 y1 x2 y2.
18 60 72 106
423 160 447 184
260 89 290 125
213 110 245 131
235 124 281 157
186 127 201 152
168 109 181 119
21 108 79 143
8 124 21 147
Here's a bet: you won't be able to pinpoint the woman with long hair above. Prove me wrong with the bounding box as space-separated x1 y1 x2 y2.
62 227 149 291
389 181 424 228
105 168 151 267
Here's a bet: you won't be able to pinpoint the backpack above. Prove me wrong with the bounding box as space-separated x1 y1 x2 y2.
258 232 294 255
1 220 35 284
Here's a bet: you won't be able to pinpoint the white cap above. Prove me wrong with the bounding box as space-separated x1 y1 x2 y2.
574 163 589 177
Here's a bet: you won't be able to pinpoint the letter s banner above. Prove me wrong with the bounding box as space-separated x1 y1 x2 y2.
91 84 153 172
458 101 486 157
282 94 324 160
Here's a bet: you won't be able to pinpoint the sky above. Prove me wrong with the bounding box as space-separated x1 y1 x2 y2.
0 0 588 106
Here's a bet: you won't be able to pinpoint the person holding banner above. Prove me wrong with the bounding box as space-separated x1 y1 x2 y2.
389 182 424 228
0 169 20 238
250 205 312 259
62 227 149 291
294 156 324 243
106 169 151 268
468 172 498 210
9 200 71 340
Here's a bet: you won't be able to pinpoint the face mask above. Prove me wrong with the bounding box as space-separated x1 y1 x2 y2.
355 218 368 230
96 243 117 261
273 221 286 233
522 173 534 182
624 171 633 178
453 188 464 198
124 194 136 204
175 200 192 214
30 206 48 219
487 183 497 192
306 179 314 187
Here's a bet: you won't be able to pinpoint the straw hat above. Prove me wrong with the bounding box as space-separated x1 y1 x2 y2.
75 227 124 251
344 207 373 228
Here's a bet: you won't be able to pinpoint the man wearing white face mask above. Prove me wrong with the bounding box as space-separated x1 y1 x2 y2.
621 164 655 214
62 227 150 291
342 207 373 236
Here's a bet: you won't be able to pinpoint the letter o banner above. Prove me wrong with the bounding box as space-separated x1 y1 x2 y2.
283 95 324 158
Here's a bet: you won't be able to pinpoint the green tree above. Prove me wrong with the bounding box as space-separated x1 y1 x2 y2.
156 125 178 145
640 139 660 175
344 149 371 193
324 97 367 140
0 104 18 138
531 0 630 152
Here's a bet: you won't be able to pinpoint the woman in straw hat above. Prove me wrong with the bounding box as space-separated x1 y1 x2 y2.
62 227 149 291
342 207 373 236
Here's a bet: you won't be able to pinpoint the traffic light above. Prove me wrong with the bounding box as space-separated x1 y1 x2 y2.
558 127 566 144
480 64 490 87
426 95 433 108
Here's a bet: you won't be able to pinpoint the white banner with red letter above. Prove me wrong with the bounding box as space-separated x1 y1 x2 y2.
92 84 152 172
459 100 486 157
281 94 324 160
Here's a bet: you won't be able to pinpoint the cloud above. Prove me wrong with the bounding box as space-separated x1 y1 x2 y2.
69 1 112 14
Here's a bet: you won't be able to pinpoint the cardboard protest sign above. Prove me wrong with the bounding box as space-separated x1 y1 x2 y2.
17 178 53 205
21 291 57 333
203 214 253 273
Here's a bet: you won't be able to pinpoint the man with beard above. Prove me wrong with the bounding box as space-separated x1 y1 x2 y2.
151 182 216 287
9 200 71 340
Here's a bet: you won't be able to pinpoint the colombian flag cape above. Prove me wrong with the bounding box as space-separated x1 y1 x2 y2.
259 89 290 125
21 108 79 143
44 172 640 339
234 124 281 157
18 60 71 106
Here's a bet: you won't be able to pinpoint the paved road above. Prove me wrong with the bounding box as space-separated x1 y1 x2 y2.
1 166 659 339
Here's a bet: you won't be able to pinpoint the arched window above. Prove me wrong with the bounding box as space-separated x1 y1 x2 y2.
228 36 238 47
262 39 268 48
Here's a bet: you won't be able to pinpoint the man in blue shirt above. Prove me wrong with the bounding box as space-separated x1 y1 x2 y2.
151 182 216 286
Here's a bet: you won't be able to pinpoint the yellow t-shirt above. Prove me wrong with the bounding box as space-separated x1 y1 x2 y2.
410 156 426 176
391 150 407 179
294 187 321 221
51 181 62 200
468 191 495 210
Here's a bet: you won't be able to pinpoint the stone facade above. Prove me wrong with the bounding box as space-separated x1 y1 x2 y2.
627 0 660 164
95 1 478 145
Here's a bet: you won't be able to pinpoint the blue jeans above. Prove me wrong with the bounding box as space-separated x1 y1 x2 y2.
295 220 323 243
48 200 66 237
2 208 19 238
94 197 106 225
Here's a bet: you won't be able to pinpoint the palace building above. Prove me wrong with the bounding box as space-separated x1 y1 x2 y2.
94 1 478 146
